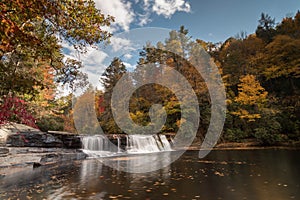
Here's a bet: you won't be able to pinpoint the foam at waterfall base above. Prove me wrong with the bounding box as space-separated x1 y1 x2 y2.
82 150 127 158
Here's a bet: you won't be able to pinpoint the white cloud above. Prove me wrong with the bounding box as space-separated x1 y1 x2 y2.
94 0 135 31
145 0 191 18
94 0 191 31
137 13 152 26
123 62 136 71
60 0 192 94
123 53 133 60
81 48 108 68
110 36 134 52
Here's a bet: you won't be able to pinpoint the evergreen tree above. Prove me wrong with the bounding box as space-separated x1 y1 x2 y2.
99 57 127 134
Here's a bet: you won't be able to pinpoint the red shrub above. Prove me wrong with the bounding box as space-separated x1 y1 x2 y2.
0 95 37 128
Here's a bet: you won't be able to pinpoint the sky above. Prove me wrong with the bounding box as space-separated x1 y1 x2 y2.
62 0 300 94
95 0 300 43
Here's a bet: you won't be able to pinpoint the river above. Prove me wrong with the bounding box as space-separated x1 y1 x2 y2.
0 149 299 199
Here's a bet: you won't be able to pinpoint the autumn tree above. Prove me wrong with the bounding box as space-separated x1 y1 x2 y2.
0 0 113 127
0 0 113 95
232 75 268 121
72 86 100 134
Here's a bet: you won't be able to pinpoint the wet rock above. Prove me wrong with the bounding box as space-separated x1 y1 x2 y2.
1 123 64 148
40 152 87 164
48 131 82 149
0 148 87 168
6 132 63 148
0 147 9 157
33 162 42 168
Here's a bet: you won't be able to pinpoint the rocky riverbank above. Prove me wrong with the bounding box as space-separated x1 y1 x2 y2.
0 123 86 169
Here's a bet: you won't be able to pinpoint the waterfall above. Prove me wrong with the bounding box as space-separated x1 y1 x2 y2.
81 135 110 151
157 135 172 151
127 135 172 154
81 134 172 157
81 135 119 157
117 137 122 153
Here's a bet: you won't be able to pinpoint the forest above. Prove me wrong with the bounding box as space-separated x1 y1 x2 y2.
1 1 299 146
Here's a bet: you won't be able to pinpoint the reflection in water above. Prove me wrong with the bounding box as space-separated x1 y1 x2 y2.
0 150 299 199
100 151 172 173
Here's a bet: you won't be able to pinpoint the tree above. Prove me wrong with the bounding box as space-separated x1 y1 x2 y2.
256 13 276 43
0 0 114 95
232 74 268 122
276 11 300 39
73 86 100 134
262 35 300 80
0 0 113 128
99 58 127 134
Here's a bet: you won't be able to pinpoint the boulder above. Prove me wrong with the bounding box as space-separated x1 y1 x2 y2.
6 132 63 147
0 147 9 157
1 123 84 148
47 131 82 149
0 123 40 146
40 151 87 164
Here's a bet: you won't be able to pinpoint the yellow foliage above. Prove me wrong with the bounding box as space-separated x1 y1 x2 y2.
232 75 268 122
235 74 268 106
231 109 261 122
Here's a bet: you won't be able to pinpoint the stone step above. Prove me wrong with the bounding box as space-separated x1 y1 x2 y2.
0 147 9 157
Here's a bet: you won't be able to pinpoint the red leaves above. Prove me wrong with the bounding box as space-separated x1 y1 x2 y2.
0 95 37 128
97 96 105 114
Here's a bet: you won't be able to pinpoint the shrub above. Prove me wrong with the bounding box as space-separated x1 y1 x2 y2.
0 95 37 128
253 119 283 145
36 115 64 132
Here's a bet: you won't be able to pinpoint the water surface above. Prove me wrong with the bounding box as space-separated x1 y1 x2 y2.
0 149 299 199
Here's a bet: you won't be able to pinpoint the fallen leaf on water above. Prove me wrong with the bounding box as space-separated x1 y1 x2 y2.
214 171 224 176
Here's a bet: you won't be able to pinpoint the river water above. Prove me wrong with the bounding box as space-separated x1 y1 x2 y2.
0 149 299 199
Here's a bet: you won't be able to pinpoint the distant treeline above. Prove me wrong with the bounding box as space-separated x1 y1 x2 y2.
96 12 300 145
1 4 299 146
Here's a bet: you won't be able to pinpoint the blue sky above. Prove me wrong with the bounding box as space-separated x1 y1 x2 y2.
144 0 300 42
95 0 300 43
62 0 300 93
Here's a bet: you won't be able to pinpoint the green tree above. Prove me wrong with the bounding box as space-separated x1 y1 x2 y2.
256 13 276 43
100 57 127 134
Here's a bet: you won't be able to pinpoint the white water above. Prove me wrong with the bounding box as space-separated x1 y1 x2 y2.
81 135 110 151
127 135 172 154
81 134 172 157
81 135 119 157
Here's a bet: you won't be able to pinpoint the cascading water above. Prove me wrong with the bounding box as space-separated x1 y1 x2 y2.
127 135 172 154
117 137 122 153
81 135 119 157
81 135 110 151
81 134 172 158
